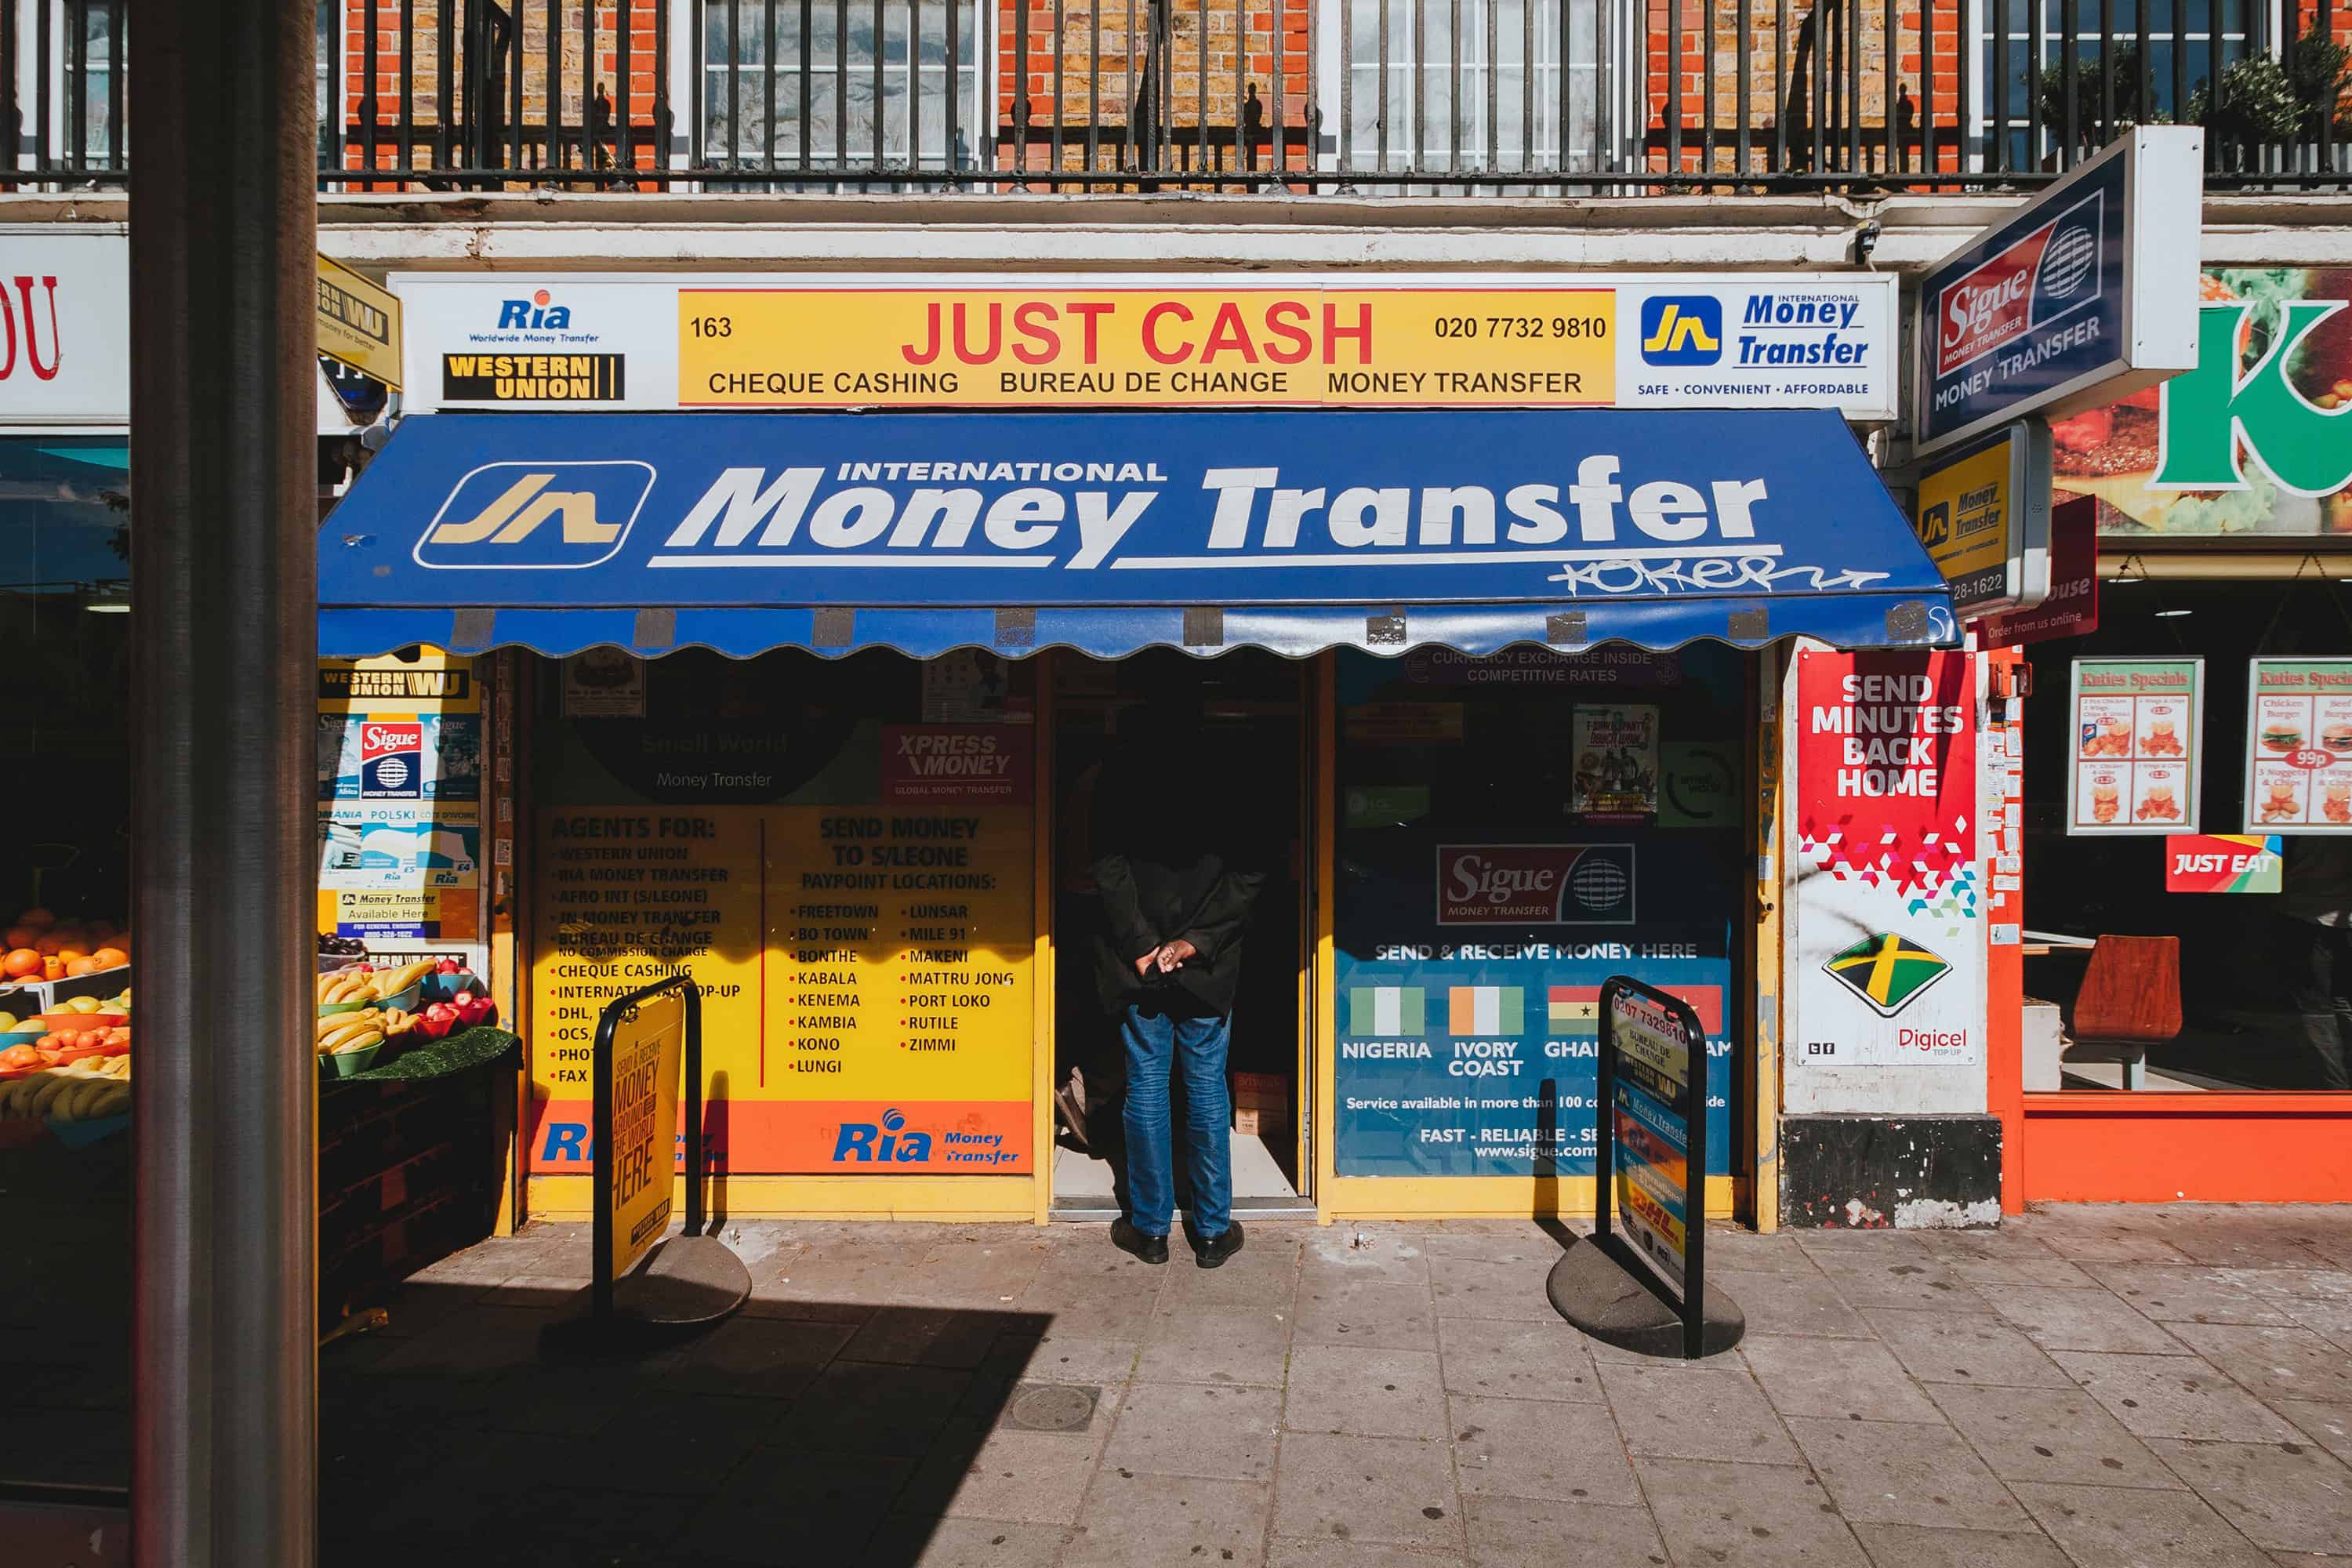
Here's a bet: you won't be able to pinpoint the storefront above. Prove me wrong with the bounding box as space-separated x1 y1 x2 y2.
1996 261 2352 1203
315 270 1967 1225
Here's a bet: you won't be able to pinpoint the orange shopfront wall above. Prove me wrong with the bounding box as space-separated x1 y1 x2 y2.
1982 628 2352 1208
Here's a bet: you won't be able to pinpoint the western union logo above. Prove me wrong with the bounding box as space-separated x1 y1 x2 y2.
1642 305 1719 357
1823 932 1952 1017
431 474 622 547
443 352 626 401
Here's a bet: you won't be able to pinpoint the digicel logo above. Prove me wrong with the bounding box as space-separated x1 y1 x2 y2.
361 723 423 760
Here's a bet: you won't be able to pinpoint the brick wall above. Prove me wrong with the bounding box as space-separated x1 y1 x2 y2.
1644 0 1967 179
994 0 1312 178
339 0 664 178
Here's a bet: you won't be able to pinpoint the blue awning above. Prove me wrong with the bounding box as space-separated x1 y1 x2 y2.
320 409 1955 660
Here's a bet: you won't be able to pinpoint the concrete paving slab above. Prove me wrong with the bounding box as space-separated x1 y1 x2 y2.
1867 1308 2074 1388
1928 1381 2183 1490
1742 1334 1947 1424
1065 1470 1275 1567
1269 1538 1467 1568
1293 1274 1439 1352
2164 1323 2352 1405
1436 1316 1602 1403
2049 1352 2299 1443
2145 1439 2352 1554
1704 1265 1875 1338
1447 1395 1640 1505
1784 1416 2029 1530
1428 1255 1564 1323
1283 1345 1450 1439
2268 1401 2352 1466
862 1516 1077 1568
1136 1305 1296 1387
1975 1283 2188 1355
1849 1521 2074 1568
1464 1495 1667 1567
1598 1359 1801 1465
2085 1264 2302 1327
2009 1479 2272 1568
1105 1381 1281 1482
1272 1431 1462 1549
1633 1454 1871 1568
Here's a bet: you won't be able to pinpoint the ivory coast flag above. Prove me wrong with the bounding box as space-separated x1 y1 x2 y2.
1347 985 1426 1036
1447 986 1524 1036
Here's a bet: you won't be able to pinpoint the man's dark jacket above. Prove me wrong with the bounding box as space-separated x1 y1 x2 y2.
1087 720 1267 1018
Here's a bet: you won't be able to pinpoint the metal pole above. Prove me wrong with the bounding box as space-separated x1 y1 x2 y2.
129 0 318 1561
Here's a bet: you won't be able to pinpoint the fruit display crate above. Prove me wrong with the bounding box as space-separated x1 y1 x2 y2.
318 1027 519 1330
0 965 129 1020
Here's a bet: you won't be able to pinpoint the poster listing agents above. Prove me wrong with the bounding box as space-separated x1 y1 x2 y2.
1791 651 1984 1068
2067 658 2204 835
2244 659 2352 832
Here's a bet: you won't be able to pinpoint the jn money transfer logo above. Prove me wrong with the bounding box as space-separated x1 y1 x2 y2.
414 459 655 569
1822 931 1952 1018
1639 296 1723 366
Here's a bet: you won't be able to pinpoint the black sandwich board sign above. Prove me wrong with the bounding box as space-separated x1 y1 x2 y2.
1595 975 1711 1359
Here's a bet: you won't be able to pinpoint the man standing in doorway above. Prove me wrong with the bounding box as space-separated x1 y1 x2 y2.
1089 662 1265 1268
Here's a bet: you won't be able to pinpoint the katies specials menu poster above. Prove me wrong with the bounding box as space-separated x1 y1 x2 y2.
2068 658 2205 836
2245 659 2352 833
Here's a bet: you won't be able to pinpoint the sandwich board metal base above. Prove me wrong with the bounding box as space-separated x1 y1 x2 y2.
610 1233 752 1327
1548 1235 1744 1359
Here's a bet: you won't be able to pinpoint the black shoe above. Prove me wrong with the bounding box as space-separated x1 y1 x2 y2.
1192 1220 1247 1269
1112 1217 1168 1265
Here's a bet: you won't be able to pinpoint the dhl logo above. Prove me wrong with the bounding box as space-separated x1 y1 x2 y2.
413 460 654 569
1638 296 1723 365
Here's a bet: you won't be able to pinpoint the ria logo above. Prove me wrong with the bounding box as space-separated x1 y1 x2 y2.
833 1108 935 1164
414 460 654 569
1639 296 1723 365
1822 931 1952 1017
496 286 572 331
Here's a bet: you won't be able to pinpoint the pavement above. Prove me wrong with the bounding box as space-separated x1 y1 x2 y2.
307 1204 2352 1567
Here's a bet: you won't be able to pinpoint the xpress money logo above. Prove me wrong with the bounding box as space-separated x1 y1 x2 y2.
413 460 655 569
1639 296 1723 365
1822 931 1952 1017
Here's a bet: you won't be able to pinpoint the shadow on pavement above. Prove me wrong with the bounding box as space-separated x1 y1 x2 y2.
319 1283 1062 1567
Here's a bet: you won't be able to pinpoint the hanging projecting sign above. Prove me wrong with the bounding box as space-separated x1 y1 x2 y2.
2244 659 2352 833
316 256 404 391
1915 128 2203 456
392 272 1901 419
0 231 129 425
1980 495 2097 648
2067 657 2204 835
1911 419 2053 617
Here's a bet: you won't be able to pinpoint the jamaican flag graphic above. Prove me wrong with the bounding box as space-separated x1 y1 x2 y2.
1822 932 1952 1017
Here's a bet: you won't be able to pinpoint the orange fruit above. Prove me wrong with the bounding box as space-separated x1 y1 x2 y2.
89 947 128 970
63 957 99 977
2 926 37 949
39 956 64 981
16 908 53 930
88 921 118 943
54 944 88 962
1 949 38 978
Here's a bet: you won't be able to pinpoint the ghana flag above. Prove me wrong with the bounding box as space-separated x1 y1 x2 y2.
1822 932 1952 1018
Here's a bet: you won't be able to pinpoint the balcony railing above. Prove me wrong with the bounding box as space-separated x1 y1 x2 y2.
5 0 2346 194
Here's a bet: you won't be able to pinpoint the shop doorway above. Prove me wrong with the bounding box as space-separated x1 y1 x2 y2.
1049 650 1312 1217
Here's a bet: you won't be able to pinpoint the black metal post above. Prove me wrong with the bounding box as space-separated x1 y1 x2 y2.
129 0 318 1560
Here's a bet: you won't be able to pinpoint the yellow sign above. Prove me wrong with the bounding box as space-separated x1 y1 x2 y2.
528 803 1036 1174
604 987 686 1279
318 646 477 715
316 255 403 390
678 286 1616 408
1912 419 2051 615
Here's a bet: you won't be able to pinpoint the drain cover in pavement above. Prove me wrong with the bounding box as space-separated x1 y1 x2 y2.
1000 1382 1100 1433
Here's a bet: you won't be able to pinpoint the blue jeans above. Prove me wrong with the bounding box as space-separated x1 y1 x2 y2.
1118 1004 1233 1240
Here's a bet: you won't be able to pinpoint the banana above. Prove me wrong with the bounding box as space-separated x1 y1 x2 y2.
90 1087 129 1119
0 1079 34 1117
380 1008 415 1036
27 1074 76 1119
317 1008 379 1039
318 1017 382 1053
331 1030 384 1055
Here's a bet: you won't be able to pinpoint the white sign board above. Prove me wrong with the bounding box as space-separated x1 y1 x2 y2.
0 230 129 426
